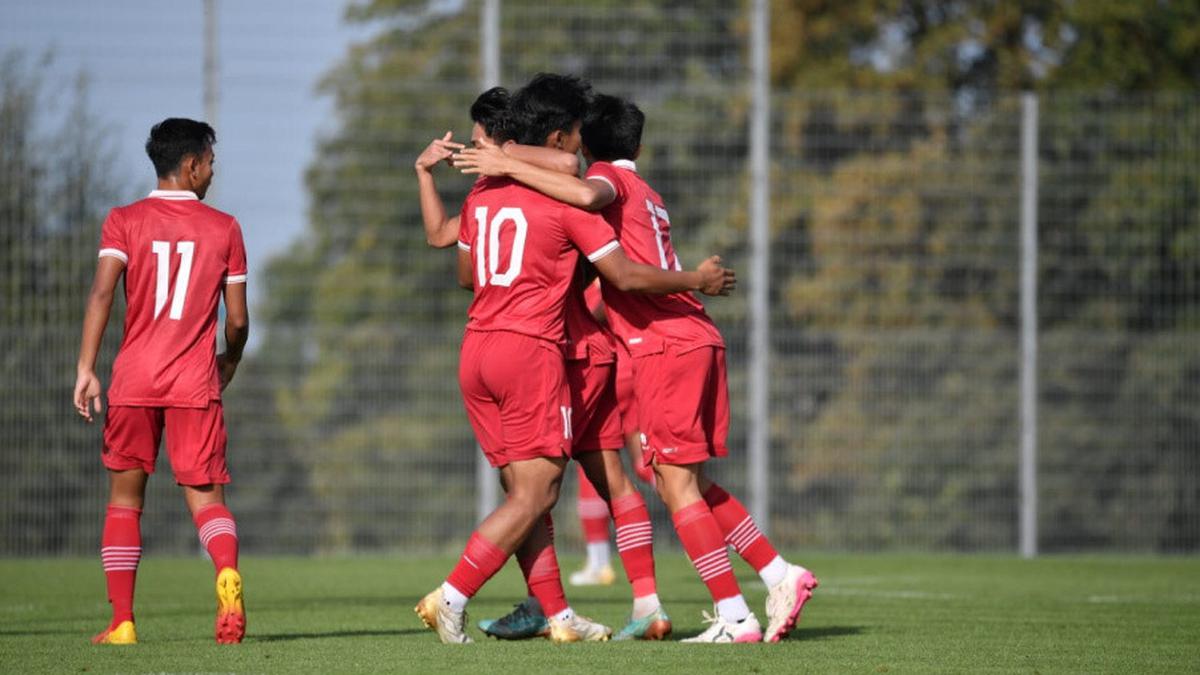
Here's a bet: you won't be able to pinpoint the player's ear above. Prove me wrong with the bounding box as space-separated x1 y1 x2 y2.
548 130 565 150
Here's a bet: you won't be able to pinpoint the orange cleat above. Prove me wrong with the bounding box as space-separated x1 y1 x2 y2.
214 567 245 644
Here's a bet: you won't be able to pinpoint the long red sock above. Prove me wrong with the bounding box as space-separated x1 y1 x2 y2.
610 492 656 597
100 505 142 625
703 483 779 572
671 500 740 602
517 514 568 616
193 504 239 573
446 531 509 599
577 466 610 544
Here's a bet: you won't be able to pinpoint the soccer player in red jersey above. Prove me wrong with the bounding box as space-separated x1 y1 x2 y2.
455 93 818 643
74 118 249 645
415 74 732 644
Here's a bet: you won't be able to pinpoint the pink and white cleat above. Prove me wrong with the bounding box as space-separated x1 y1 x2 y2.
681 610 763 643
764 565 818 642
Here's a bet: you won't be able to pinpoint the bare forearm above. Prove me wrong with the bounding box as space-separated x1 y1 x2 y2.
224 321 249 363
611 265 701 294
504 159 607 210
417 169 460 247
504 144 579 176
77 290 113 372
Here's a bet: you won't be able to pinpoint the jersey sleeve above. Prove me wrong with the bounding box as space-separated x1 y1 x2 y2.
97 209 129 264
562 206 620 263
225 218 248 284
457 199 475 252
584 162 625 204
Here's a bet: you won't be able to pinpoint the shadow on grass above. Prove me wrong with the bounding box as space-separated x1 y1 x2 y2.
253 628 425 642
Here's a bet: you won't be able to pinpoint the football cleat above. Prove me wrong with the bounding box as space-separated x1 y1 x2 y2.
764 566 818 642
680 610 763 644
613 606 672 641
478 597 549 640
568 564 616 587
547 613 612 643
91 620 137 645
214 567 246 644
415 587 473 644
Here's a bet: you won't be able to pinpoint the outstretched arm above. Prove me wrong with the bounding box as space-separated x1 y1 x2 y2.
415 132 467 248
592 248 735 296
217 281 250 391
74 256 125 422
454 139 616 211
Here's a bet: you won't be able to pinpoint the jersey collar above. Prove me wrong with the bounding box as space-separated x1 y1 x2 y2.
612 159 638 172
148 189 199 200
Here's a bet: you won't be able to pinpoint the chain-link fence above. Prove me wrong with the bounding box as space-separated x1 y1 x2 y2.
2 1 1197 557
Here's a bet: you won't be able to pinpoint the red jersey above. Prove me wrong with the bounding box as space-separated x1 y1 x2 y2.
457 177 618 344
99 190 247 407
585 160 724 352
564 272 616 365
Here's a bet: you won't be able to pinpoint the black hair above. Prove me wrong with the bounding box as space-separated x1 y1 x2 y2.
505 73 592 146
470 86 510 141
145 118 215 178
582 94 644 162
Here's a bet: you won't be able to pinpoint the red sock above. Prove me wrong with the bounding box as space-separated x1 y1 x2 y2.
100 505 142 625
577 466 610 544
517 514 568 616
671 500 740 602
193 504 239 573
446 531 509 599
703 483 779 572
610 492 656 597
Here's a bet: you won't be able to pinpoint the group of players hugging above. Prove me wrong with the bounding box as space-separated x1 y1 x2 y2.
74 73 817 647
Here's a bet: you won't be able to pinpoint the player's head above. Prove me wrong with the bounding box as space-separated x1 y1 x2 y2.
582 93 644 162
470 86 510 147
506 72 592 152
145 118 217 199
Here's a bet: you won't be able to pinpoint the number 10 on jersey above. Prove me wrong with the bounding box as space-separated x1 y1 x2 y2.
473 206 528 287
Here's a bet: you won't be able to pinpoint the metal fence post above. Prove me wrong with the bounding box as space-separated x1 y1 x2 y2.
1019 92 1039 559
747 0 771 532
476 0 501 523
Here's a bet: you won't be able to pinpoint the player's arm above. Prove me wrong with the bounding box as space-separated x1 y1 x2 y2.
456 247 474 290
454 140 616 211
74 256 125 422
502 143 580 176
217 281 249 391
592 247 735 296
415 132 467 248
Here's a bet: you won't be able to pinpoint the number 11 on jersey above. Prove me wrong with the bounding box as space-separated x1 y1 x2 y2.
152 240 195 320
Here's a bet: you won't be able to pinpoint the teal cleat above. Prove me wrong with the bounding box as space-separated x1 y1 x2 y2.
477 597 550 640
613 606 673 641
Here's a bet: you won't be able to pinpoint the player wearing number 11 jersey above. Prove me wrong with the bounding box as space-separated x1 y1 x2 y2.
74 118 249 646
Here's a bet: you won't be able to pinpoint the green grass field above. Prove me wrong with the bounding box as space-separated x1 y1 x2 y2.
1 553 1197 673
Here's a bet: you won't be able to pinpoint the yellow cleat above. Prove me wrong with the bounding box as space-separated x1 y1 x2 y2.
92 620 137 645
547 613 612 643
215 567 246 644
415 587 473 644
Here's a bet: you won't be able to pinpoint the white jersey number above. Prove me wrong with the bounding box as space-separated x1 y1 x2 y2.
645 199 682 271
473 206 529 287
151 240 195 320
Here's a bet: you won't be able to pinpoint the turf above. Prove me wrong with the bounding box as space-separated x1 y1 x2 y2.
1 553 1197 673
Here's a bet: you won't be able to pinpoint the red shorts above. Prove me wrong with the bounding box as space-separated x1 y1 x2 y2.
632 343 730 467
459 330 571 468
615 349 637 436
566 357 624 455
102 401 230 486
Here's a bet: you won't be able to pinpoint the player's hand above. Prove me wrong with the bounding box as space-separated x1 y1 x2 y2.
216 353 239 391
451 138 510 177
414 131 466 172
696 255 736 296
73 370 103 423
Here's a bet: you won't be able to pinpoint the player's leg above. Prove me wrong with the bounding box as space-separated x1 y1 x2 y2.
571 464 615 586
577 448 670 640
93 405 160 645
699 472 818 642
167 402 244 644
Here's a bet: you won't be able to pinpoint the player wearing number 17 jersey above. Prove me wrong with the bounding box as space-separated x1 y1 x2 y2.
74 118 248 646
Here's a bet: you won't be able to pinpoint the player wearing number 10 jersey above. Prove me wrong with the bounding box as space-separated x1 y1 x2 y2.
74 118 249 646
